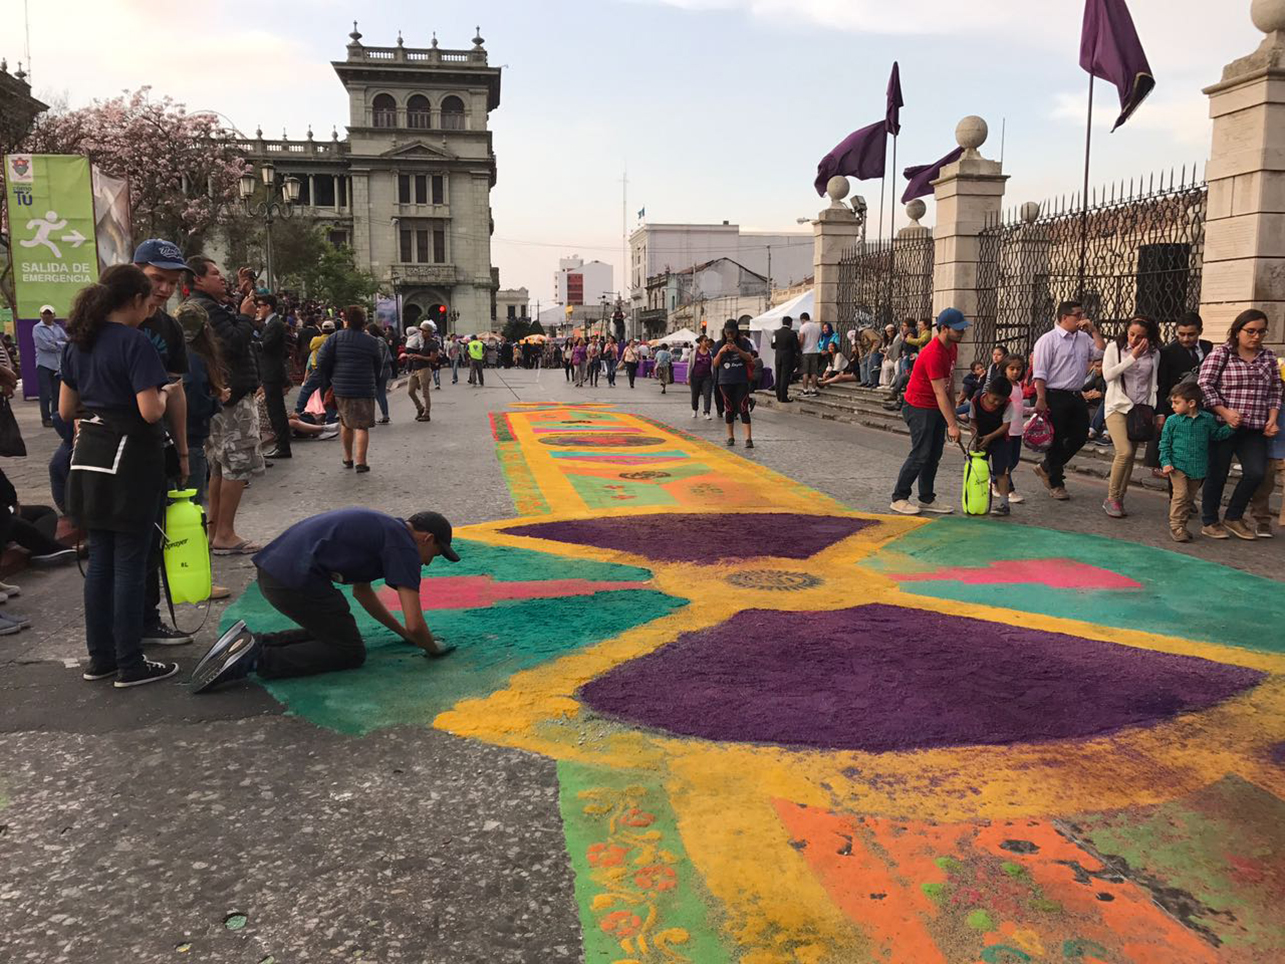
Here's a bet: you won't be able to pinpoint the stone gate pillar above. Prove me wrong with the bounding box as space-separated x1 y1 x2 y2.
1199 0 1285 350
812 177 863 330
932 117 1008 369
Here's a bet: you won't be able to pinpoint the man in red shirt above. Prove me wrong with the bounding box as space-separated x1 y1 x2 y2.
890 307 970 515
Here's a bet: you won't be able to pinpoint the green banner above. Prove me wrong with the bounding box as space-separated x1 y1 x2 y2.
0 308 12 337
3 154 99 318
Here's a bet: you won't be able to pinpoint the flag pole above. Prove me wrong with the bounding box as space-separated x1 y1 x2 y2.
1078 73 1095 301
877 163 887 242
889 132 898 238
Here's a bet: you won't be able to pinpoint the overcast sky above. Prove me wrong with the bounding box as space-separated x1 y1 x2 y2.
7 0 1261 303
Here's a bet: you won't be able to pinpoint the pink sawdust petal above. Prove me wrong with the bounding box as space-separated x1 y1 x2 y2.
893 558 1142 591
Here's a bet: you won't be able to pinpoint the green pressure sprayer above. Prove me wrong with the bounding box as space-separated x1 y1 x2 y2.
162 489 211 604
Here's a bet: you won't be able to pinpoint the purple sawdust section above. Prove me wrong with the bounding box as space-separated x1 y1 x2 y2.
579 604 1265 752
506 513 875 563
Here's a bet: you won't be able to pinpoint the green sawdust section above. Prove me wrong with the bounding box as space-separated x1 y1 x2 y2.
565 462 727 510
219 541 684 736
865 517 1285 651
1068 775 1285 954
491 413 551 515
558 761 730 963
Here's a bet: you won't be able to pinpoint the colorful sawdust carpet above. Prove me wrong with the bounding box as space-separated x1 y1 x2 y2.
223 403 1285 964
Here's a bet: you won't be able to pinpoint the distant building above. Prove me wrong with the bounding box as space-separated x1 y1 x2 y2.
554 255 613 308
496 286 530 323
643 258 768 336
0 59 47 155
628 221 811 326
231 24 502 336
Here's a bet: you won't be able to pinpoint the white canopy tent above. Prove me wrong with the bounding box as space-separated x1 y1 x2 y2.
653 327 700 346
745 290 814 371
746 290 814 333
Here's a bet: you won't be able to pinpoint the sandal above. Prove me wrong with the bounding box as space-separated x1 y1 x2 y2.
355 464 371 474
212 540 263 556
343 460 354 469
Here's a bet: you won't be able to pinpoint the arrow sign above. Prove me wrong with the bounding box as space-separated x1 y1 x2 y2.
60 229 86 248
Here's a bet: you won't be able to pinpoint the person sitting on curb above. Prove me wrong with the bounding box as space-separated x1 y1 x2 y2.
192 508 459 692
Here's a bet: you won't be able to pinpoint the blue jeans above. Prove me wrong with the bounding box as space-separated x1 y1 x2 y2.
893 404 947 504
860 352 882 387
431 365 441 388
376 377 390 419
294 369 323 415
451 355 461 383
1090 401 1106 436
36 366 60 423
85 526 153 673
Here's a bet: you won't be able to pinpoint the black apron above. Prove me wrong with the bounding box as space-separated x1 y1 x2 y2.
67 411 165 533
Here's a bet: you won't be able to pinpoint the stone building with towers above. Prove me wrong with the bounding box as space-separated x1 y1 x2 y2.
234 24 502 334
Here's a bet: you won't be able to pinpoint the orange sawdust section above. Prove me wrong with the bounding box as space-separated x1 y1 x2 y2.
774 803 1222 964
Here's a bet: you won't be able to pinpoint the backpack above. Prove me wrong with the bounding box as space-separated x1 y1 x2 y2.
960 442 992 516
1023 411 1055 453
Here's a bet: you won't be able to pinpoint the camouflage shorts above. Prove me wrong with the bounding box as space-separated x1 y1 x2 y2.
205 395 265 483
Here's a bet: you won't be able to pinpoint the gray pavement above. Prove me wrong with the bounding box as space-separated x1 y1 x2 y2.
1 367 1280 964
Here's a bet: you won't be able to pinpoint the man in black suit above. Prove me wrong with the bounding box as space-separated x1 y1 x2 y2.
1147 311 1214 467
770 315 800 402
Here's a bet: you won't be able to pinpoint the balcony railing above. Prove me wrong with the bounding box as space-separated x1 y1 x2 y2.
237 137 348 157
347 44 487 66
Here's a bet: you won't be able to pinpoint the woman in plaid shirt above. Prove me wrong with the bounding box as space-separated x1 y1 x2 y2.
1197 309 1282 540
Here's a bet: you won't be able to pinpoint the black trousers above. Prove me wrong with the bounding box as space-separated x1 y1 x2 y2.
1203 428 1269 525
262 380 291 455
1040 389 1090 489
774 355 794 400
254 569 366 679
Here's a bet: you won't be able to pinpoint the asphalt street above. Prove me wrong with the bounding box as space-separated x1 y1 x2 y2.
0 368 1279 963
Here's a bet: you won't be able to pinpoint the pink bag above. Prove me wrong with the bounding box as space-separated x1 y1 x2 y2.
1023 411 1054 453
304 388 326 418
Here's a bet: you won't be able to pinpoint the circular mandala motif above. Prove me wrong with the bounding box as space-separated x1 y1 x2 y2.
724 569 823 591
539 434 664 448
619 471 672 480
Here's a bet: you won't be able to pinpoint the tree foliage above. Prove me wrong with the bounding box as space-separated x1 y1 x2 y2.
298 243 378 308
19 88 245 255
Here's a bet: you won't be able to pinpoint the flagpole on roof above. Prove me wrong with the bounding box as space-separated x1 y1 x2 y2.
877 163 886 242
1078 72 1095 301
889 132 898 239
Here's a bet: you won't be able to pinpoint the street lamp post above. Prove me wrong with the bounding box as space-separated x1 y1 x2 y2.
239 161 300 291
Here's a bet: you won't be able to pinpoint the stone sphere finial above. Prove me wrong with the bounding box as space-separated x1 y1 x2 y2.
1020 201 1041 224
955 116 988 158
826 175 851 203
1251 0 1285 34
905 199 927 224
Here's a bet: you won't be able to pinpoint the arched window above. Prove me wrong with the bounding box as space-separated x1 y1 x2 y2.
440 95 466 131
372 93 397 129
407 94 431 130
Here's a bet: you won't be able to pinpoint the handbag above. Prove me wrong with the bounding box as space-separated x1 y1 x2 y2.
0 397 26 458
1126 403 1156 442
1023 411 1054 453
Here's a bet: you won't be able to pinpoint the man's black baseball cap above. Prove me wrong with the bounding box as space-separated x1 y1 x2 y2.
408 511 460 562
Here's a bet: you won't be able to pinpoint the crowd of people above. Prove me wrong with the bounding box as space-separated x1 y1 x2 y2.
4 235 1282 691
884 302 1283 545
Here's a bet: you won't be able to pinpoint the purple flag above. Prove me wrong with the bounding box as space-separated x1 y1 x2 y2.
814 120 888 196
1080 0 1155 131
901 147 964 203
886 62 903 136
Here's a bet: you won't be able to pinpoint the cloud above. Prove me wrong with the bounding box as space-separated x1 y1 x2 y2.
1049 90 1211 148
25 0 339 137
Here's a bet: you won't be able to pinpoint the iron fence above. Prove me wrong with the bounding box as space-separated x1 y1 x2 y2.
974 167 1207 363
835 231 935 346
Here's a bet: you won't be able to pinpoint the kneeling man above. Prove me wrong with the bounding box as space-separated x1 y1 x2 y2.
194 508 458 691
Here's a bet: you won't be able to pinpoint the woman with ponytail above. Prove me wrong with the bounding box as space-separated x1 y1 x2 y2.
59 264 183 688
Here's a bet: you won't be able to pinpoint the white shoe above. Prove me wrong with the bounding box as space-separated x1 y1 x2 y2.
0 581 20 596
691 410 698 418
917 501 955 514
1008 491 1024 504
889 499 921 515
704 413 712 420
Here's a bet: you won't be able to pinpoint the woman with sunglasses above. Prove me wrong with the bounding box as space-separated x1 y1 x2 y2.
1197 308 1281 540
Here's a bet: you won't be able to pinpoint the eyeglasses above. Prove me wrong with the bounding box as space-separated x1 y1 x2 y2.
1243 327 1267 336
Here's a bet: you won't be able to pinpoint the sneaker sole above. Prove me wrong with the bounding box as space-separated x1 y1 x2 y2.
1225 527 1257 541
191 620 248 682
141 634 195 646
82 668 118 681
192 634 259 694
888 504 921 515
114 664 180 688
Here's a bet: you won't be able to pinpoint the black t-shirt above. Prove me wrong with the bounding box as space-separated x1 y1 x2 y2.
61 323 169 420
715 336 754 386
971 389 1012 448
140 308 189 376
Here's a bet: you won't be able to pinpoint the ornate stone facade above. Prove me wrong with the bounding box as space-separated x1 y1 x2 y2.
238 24 501 335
